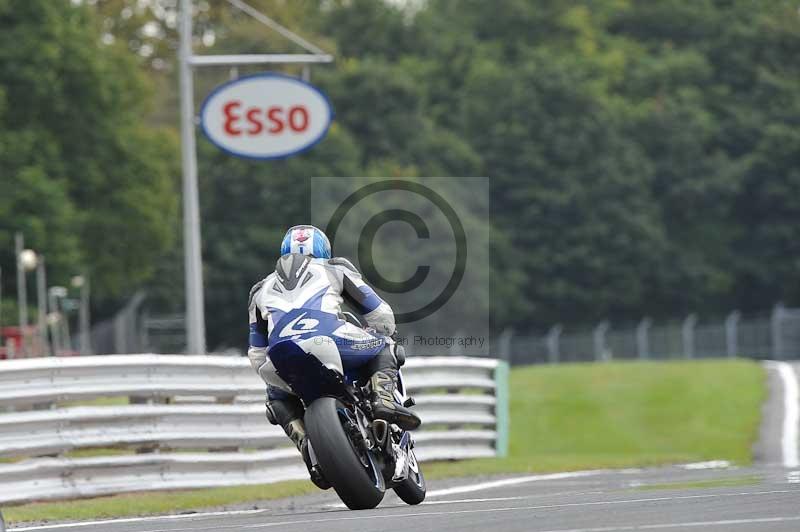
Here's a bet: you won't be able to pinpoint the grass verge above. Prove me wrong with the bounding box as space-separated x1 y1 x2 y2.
425 358 764 478
2 482 315 524
3 359 764 524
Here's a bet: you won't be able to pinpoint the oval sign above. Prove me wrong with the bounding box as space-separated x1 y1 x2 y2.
200 73 333 160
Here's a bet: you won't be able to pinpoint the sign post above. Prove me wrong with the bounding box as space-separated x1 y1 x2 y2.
177 0 332 353
178 0 205 355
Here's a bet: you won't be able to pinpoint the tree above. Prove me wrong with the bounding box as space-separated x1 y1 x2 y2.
461 50 663 326
0 0 178 311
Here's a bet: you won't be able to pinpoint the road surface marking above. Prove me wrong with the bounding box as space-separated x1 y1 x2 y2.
532 515 800 531
766 361 800 468
28 489 795 532
322 469 615 508
678 460 730 470
322 468 614 508
421 490 606 506
324 489 605 509
425 469 611 498
9 509 270 532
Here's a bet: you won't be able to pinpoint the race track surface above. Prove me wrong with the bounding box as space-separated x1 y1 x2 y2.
10 464 800 532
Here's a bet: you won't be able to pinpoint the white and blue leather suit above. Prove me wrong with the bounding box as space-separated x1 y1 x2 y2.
246 225 420 488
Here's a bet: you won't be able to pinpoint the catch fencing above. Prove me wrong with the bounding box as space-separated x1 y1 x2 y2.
0 354 508 505
500 304 800 365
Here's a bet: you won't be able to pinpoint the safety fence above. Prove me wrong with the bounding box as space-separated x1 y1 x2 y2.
499 303 800 365
0 355 508 505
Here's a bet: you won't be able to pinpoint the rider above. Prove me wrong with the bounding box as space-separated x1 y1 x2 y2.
247 224 421 487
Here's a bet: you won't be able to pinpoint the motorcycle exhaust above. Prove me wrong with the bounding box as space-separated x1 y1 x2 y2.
372 419 389 447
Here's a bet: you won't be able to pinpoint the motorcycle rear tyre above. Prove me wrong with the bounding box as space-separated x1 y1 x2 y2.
305 397 385 510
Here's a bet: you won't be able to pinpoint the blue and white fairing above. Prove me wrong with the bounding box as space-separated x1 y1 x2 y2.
269 308 386 366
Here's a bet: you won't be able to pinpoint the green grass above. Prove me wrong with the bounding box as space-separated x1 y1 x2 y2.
427 359 764 478
2 481 314 524
3 359 765 525
61 396 130 407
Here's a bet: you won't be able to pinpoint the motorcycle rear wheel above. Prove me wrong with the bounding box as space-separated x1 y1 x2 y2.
305 396 385 510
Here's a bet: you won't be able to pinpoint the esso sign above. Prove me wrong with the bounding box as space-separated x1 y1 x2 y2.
200 73 333 160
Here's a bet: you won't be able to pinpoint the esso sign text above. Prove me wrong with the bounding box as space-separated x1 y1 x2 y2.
200 73 333 160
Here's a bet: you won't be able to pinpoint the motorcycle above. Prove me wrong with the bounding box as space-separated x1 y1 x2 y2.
266 314 426 510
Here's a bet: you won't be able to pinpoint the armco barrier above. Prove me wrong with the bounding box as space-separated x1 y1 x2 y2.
0 355 508 505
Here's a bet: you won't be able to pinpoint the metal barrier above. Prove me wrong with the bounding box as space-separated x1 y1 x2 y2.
502 304 800 365
0 355 508 505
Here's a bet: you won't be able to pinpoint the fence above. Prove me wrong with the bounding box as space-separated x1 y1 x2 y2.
0 354 508 505
500 304 800 366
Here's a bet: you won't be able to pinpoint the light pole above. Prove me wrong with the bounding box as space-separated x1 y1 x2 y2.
71 275 91 355
16 233 38 355
48 286 68 356
15 233 28 336
179 0 206 355
36 256 49 356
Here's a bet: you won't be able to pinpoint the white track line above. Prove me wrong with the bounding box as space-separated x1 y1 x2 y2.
766 361 800 468
324 469 613 508
9 509 270 531
425 469 611 498
421 491 605 506
678 460 731 470
533 515 800 532
21 489 796 532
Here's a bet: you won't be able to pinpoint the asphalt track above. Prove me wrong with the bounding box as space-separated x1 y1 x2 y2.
7 362 800 532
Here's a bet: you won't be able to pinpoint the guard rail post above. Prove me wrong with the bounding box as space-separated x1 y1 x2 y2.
771 303 786 360
725 311 740 358
546 325 562 364
636 317 652 360
497 328 514 363
682 314 697 359
494 360 510 458
593 321 610 361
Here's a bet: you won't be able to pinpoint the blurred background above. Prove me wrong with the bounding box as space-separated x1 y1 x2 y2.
2 0 800 361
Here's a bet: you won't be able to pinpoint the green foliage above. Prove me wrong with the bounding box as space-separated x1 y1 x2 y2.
0 0 178 313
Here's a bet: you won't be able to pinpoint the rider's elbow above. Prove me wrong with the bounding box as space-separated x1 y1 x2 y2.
365 301 396 335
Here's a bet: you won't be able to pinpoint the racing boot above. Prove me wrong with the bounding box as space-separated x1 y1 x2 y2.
369 368 422 431
267 398 330 490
